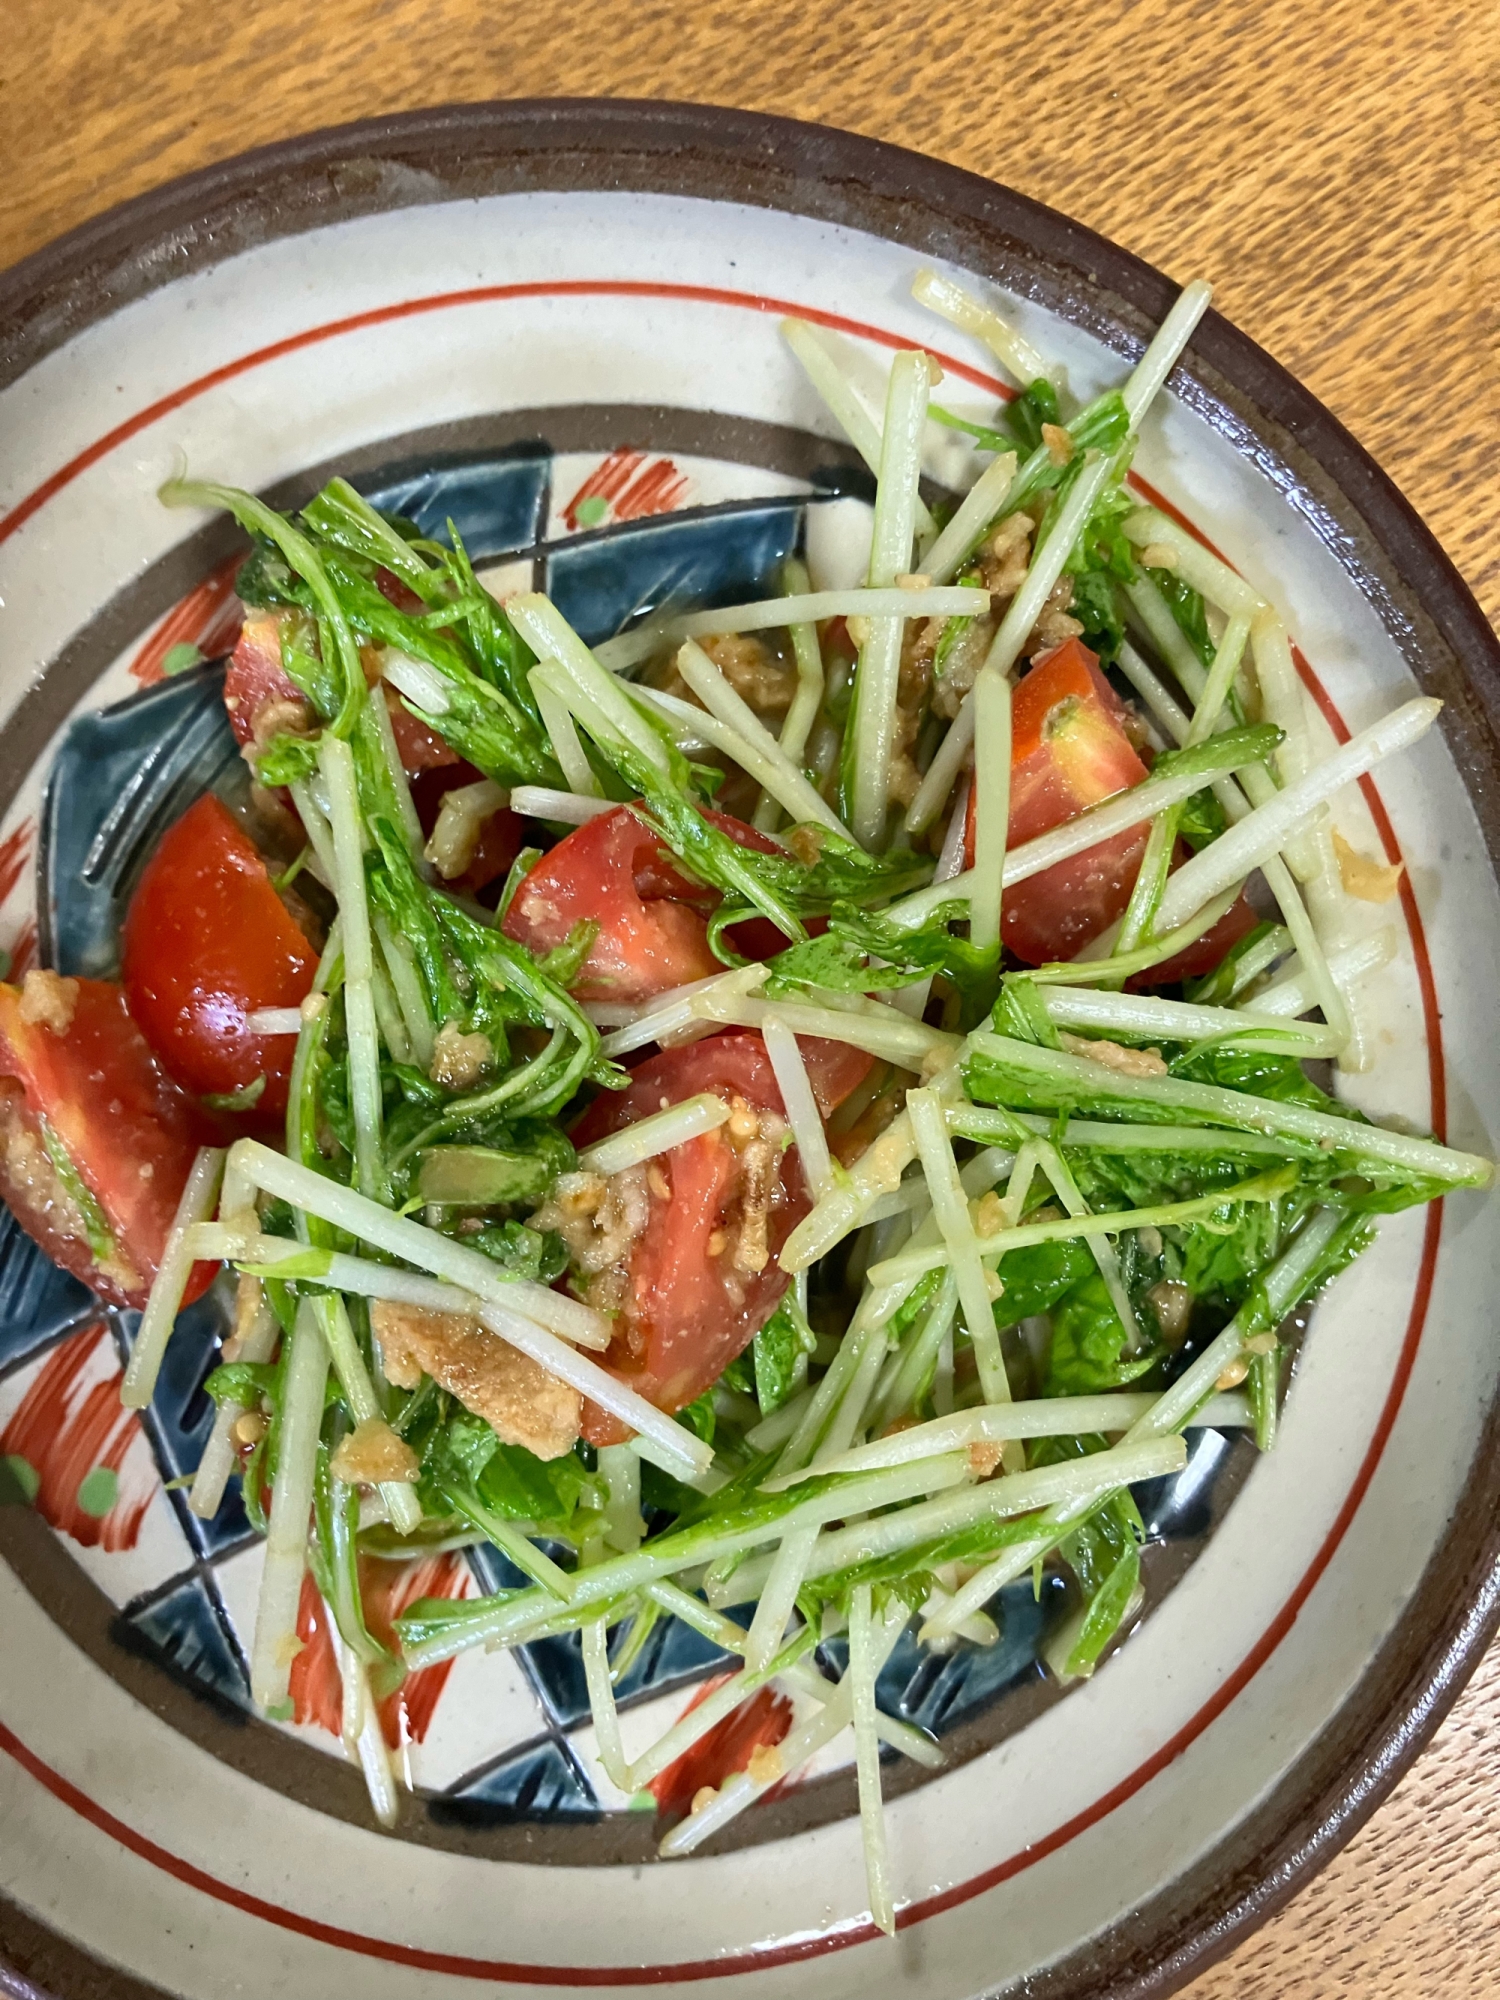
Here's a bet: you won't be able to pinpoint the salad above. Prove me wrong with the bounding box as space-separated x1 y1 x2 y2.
0 267 1488 1933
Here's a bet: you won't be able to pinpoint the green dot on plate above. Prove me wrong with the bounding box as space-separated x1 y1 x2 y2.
76 1466 119 1518
4 1454 39 1503
575 495 610 527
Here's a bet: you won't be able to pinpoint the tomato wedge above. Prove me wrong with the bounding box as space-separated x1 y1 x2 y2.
122 792 317 1126
224 609 459 776
963 637 1259 977
568 1031 872 1434
501 805 785 1004
965 638 1150 964
0 974 215 1310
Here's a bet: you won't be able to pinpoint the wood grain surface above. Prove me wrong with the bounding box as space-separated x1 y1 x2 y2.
4 2 1499 1993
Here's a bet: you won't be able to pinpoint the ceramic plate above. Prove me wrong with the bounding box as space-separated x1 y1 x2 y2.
1 100 1498 2000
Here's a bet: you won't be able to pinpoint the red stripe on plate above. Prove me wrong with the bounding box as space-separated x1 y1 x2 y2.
0 281 1014 551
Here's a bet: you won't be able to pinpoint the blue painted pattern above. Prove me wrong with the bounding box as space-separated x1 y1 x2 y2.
363 450 550 564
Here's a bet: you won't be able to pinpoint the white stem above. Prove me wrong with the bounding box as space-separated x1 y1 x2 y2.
529 666 601 795
226 1140 607 1347
320 733 383 1198
1121 280 1213 426
1123 509 1267 618
779 1112 918 1274
249 1300 328 1713
693 991 958 1072
923 454 1021 584
966 1033 1490 1185
598 964 767 1059
581 1617 632 1792
764 1390 1251 1489
659 1602 908 1857
911 266 1057 386
908 1088 1010 1405
1116 639 1193 743
312 1294 422 1535
1002 749 1270 891
508 786 615 825
781 319 936 538
674 640 851 837
372 915 434 1070
380 649 451 715
120 1148 224 1408
677 587 986 635
761 1016 835 1200
1250 928 1398 1017
510 598 675 779
969 666 1011 955
851 350 933 847
246 1007 305 1035
365 679 426 860
1261 853 1352 1050
849 1583 895 1936
1041 985 1344 1058
1153 699 1441 934
734 1438 1187 1604
579 1093 732 1174
1188 612 1253 744
741 1523 820 1671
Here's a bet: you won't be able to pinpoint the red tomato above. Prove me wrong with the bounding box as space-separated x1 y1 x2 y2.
966 638 1151 964
570 1032 872 1434
501 805 785 1004
224 610 459 777
1132 894 1260 987
122 793 317 1126
407 762 525 898
223 610 303 751
382 682 462 775
0 975 216 1311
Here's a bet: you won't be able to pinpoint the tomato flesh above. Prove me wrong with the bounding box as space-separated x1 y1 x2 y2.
122 793 317 1126
223 610 304 751
1132 894 1260 986
501 805 786 1004
963 636 1263 980
570 1031 872 1432
0 977 215 1310
224 608 459 777
966 638 1150 965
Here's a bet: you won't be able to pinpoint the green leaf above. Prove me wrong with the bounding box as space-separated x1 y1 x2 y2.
991 1237 1095 1328
677 1392 716 1445
475 1441 593 1528
418 1144 563 1208
1045 1269 1161 1394
204 1361 278 1406
203 1075 268 1114
992 975 1062 1049
1147 569 1217 670
752 1291 817 1415
1002 378 1062 455
255 733 322 787
463 1220 569 1284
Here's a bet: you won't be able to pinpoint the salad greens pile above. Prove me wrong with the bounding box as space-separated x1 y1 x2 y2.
118 266 1489 1934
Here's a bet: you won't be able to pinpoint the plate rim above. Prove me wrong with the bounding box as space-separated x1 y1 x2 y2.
1 95 1499 2000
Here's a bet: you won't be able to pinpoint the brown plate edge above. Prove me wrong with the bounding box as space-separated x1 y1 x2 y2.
0 96 1497 2000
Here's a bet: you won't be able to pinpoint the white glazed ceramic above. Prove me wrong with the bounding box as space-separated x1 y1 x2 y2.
0 102 1497 2000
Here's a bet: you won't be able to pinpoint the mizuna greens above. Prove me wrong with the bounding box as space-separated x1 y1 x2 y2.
111 269 1490 1937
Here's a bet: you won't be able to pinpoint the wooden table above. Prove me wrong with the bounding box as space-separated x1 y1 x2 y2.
5 1 1499 1991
